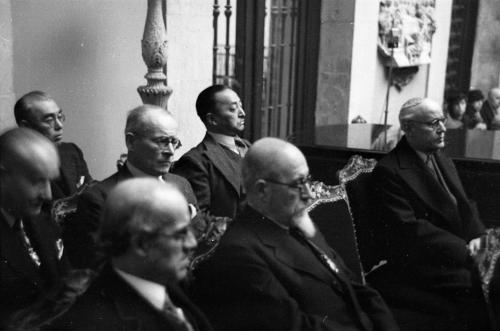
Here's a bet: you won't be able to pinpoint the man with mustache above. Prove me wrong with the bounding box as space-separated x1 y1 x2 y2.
369 98 489 330
51 179 212 331
172 85 250 219
0 128 68 326
14 91 92 200
65 105 197 268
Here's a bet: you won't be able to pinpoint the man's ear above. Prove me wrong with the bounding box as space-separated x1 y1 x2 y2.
19 119 32 128
130 234 150 257
125 132 136 151
206 113 218 126
254 179 270 201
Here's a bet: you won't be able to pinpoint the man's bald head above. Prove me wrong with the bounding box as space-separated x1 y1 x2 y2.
242 138 312 227
488 88 500 109
242 137 306 191
0 128 60 218
98 178 196 284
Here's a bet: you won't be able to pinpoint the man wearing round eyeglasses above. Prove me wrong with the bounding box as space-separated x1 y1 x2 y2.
14 91 92 200
192 137 398 331
369 97 489 330
65 105 197 269
49 179 212 331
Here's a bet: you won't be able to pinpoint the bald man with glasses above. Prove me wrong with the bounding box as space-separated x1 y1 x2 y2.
369 98 489 330
192 137 398 331
14 91 92 200
65 105 197 269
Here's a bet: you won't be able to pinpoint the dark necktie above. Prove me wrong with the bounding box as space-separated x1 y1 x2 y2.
162 294 194 331
289 227 339 274
425 154 457 205
14 219 41 267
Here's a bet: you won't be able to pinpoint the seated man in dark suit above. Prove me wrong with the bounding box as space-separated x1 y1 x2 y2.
0 128 68 326
66 105 197 268
50 178 212 331
193 137 399 331
14 91 92 200
370 97 489 330
172 85 250 219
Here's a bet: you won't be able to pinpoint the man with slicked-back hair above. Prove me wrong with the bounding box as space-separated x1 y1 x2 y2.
14 91 92 200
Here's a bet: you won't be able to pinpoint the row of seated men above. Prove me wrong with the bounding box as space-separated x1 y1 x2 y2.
0 86 495 330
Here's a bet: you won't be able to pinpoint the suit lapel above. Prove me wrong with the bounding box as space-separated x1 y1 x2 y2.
396 139 458 224
203 134 242 195
244 211 340 289
27 215 61 280
0 215 43 287
58 143 78 195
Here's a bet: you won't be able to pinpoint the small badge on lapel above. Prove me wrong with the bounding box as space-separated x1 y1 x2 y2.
56 238 64 260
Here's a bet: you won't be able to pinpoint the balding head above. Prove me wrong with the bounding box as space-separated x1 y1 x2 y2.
243 137 312 226
398 97 446 153
0 128 60 218
488 88 500 109
124 105 180 176
98 178 196 284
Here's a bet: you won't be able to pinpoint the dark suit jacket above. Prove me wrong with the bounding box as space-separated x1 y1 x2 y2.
172 133 250 218
369 137 487 329
51 142 92 200
480 100 500 130
47 264 212 331
0 211 69 326
193 206 399 331
64 165 197 268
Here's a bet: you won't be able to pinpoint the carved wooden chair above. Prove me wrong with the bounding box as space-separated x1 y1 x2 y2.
337 155 385 275
307 181 365 284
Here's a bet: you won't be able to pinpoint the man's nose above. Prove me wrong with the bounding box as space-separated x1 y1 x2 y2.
184 229 197 250
40 180 53 201
301 183 314 200
54 117 64 130
238 106 246 117
437 120 446 133
162 142 176 154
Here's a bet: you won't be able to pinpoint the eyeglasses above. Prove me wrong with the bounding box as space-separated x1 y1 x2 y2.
151 136 182 150
42 112 65 127
409 117 447 130
156 225 194 243
264 175 313 192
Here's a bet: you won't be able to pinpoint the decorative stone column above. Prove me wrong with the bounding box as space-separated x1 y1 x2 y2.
137 0 172 109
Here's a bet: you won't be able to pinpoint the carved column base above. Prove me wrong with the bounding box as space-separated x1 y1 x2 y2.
137 84 173 110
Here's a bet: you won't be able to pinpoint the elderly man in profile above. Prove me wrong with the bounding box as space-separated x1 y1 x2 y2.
14 91 92 200
50 178 212 331
66 105 197 268
0 128 68 326
193 137 399 331
172 85 250 219
369 98 489 330
480 87 500 130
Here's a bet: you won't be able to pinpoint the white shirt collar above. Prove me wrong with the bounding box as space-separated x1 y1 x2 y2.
114 267 166 310
208 132 240 154
126 161 163 181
